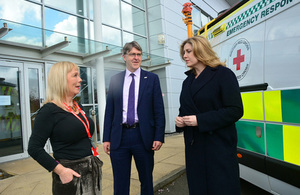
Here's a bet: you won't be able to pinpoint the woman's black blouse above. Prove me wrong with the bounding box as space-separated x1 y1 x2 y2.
28 103 95 172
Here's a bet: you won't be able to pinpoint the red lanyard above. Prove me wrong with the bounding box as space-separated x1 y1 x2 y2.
64 101 91 137
63 101 99 156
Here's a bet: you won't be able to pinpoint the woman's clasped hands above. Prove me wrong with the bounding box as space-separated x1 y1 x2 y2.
175 115 198 127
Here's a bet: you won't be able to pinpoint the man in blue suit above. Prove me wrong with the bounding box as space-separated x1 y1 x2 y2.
103 41 165 195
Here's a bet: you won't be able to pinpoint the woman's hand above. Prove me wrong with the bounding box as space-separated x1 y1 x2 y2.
175 116 186 128
53 164 81 184
183 115 198 126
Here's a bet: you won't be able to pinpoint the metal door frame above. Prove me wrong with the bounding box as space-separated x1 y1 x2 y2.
24 62 47 153
0 60 46 163
0 60 26 163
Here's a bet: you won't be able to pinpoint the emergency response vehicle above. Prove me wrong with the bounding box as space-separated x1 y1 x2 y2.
198 0 300 194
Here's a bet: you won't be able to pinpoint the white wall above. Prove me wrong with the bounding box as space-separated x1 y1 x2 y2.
147 0 189 133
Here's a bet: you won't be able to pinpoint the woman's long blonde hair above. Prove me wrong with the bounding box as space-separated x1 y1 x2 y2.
44 61 79 108
180 35 226 68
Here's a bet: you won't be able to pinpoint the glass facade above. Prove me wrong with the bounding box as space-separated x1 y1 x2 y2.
101 0 121 28
0 0 42 28
101 0 148 52
44 7 89 38
123 32 147 53
44 0 89 17
79 67 93 105
28 68 41 130
0 66 23 157
121 1 146 36
102 25 122 47
123 0 145 8
0 0 148 53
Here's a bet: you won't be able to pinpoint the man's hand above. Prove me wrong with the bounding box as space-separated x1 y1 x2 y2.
103 142 111 155
152 141 163 151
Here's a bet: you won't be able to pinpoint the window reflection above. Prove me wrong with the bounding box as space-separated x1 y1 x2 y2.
89 0 94 20
123 32 147 53
79 67 93 104
45 7 89 53
0 0 41 28
45 8 88 38
89 21 95 40
192 8 202 28
123 0 145 9
102 25 122 46
92 68 98 104
44 0 88 17
1 20 43 47
121 2 146 36
0 0 42 46
201 13 210 27
0 0 148 57
101 0 120 28
28 68 41 130
0 66 23 157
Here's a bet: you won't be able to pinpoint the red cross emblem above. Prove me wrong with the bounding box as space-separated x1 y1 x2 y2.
233 49 245 71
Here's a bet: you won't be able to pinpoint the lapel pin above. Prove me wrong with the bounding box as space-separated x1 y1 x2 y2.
144 76 147 79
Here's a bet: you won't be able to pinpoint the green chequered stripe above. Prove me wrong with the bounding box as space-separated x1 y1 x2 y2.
236 120 265 154
266 124 284 161
227 0 275 29
266 123 300 166
281 89 300 124
264 89 300 124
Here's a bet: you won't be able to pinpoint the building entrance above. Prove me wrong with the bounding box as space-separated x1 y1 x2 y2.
0 60 45 163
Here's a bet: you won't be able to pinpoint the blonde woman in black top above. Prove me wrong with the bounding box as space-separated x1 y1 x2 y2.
28 61 102 194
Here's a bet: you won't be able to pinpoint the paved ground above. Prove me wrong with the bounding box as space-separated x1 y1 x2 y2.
1 132 273 195
0 133 185 195
154 172 272 195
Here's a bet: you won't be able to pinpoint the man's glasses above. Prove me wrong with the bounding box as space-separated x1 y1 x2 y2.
127 53 142 57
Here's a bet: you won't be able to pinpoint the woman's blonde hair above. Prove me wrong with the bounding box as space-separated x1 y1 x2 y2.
180 35 226 68
44 61 79 108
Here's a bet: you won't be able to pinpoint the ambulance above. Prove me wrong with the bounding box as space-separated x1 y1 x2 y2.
198 0 300 194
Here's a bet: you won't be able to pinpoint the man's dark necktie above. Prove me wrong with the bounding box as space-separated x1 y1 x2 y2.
127 73 135 125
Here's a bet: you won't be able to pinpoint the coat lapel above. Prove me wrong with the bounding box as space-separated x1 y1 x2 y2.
138 69 148 105
180 66 217 115
118 71 126 107
191 66 217 97
180 74 199 115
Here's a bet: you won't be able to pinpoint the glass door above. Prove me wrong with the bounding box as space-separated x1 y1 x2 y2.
24 64 44 130
24 63 47 152
0 61 25 161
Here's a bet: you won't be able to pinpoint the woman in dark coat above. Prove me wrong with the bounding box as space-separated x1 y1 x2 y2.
175 36 243 195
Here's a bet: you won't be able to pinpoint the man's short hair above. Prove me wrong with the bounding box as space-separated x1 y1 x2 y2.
122 41 142 55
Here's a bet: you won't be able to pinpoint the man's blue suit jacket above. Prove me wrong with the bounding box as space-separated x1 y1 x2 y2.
103 69 165 151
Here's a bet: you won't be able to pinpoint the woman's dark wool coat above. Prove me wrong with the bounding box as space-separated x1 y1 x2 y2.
177 65 243 195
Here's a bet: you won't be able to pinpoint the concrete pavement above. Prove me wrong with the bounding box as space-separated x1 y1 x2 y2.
0 133 185 195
